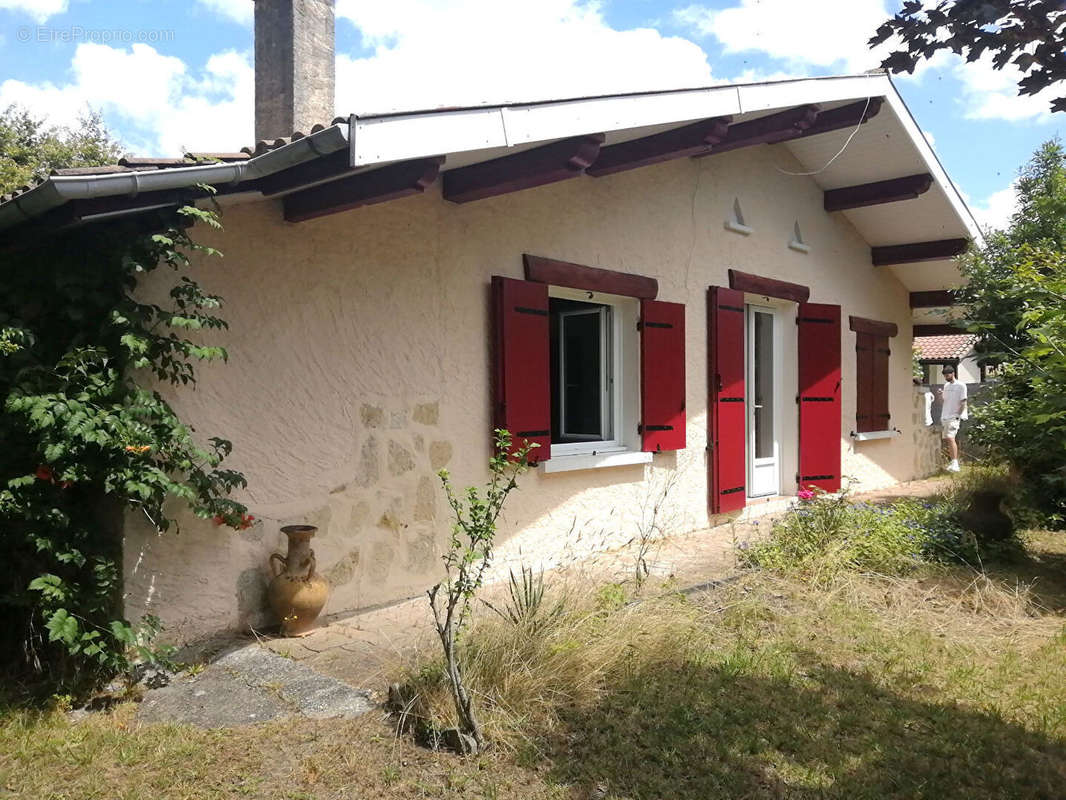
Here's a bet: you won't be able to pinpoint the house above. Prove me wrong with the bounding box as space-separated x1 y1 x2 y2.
915 333 985 385
0 0 982 643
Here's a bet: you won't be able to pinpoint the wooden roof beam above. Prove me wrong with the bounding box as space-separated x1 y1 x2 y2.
586 116 731 177
794 97 884 139
443 134 604 203
872 238 969 266
914 324 969 336
694 105 820 158
824 173 933 212
910 290 958 308
283 156 444 223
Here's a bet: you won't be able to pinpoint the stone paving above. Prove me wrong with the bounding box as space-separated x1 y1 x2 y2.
138 475 949 726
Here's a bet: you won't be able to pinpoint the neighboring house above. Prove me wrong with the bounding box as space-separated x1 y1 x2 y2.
915 333 984 385
0 0 982 643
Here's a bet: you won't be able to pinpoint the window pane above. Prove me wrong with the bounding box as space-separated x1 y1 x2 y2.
562 310 603 437
753 310 774 459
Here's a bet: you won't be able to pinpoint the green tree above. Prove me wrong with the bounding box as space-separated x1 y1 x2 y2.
0 105 124 194
1 199 248 695
871 1 1066 114
958 139 1066 521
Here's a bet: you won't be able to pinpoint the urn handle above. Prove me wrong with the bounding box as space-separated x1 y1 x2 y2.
306 549 317 581
269 552 287 577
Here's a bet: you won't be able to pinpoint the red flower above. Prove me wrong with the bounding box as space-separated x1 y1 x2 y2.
35 465 54 482
797 488 816 501
212 515 226 526
238 514 255 530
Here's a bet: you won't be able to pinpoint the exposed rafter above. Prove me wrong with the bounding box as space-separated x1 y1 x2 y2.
694 105 820 158
258 149 350 196
443 134 604 203
910 290 957 308
824 173 933 212
586 116 731 177
794 97 884 139
872 238 969 266
914 324 969 337
283 157 444 223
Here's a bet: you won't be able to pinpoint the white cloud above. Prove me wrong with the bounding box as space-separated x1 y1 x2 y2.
674 0 893 73
0 0 67 22
195 0 252 25
922 128 936 149
954 54 1056 122
968 182 1018 233
0 43 253 155
335 0 715 113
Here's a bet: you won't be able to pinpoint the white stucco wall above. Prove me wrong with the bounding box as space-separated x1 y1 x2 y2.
123 143 919 643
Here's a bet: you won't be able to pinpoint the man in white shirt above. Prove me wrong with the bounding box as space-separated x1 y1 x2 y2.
938 365 968 473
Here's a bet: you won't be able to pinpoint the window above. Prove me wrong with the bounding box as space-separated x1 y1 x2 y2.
547 288 638 456
849 316 897 435
552 299 612 442
491 265 686 468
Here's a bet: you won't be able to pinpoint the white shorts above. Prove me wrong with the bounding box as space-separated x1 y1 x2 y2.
942 417 960 438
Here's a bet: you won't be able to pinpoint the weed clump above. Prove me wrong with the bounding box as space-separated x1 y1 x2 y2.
740 474 1025 581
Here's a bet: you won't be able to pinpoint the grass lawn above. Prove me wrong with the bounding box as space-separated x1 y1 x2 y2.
3 532 1066 799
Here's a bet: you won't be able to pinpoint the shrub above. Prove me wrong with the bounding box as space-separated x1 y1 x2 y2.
739 486 1000 581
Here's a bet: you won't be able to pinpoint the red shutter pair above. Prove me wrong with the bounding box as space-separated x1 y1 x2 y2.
492 276 686 461
707 287 842 514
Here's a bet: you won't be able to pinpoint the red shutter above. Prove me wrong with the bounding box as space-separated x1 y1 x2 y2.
797 303 841 493
708 287 746 513
639 300 686 452
492 276 551 462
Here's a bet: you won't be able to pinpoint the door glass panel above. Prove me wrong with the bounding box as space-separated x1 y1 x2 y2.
753 310 774 459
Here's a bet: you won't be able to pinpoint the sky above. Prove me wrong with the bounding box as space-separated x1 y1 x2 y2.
0 0 1062 232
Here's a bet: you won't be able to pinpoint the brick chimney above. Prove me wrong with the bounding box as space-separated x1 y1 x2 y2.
254 0 335 143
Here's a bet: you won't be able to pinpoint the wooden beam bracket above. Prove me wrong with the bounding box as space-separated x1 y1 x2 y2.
914 324 969 337
587 116 731 177
824 173 933 212
283 156 444 223
871 238 969 266
909 290 957 308
443 134 604 203
695 105 820 158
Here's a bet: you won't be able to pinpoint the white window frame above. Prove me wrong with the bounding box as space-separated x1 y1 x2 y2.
548 286 640 461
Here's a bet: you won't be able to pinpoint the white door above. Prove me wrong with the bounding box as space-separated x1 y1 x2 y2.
747 305 780 497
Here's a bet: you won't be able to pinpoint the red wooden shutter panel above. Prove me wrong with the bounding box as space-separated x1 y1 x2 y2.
491 276 551 462
640 299 686 452
797 303 841 493
708 286 746 513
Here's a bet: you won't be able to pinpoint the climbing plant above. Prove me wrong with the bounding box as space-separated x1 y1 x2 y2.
0 193 249 695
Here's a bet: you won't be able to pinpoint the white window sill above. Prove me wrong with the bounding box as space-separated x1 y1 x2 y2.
542 450 653 474
850 429 900 441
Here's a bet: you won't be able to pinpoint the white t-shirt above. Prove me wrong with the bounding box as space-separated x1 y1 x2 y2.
940 380 967 421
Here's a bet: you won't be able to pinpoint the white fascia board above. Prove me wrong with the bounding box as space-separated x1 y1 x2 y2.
499 85 741 146
351 86 742 168
881 77 984 246
351 107 510 168
736 73 889 114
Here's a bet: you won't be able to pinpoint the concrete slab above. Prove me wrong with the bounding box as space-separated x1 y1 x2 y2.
138 645 374 728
